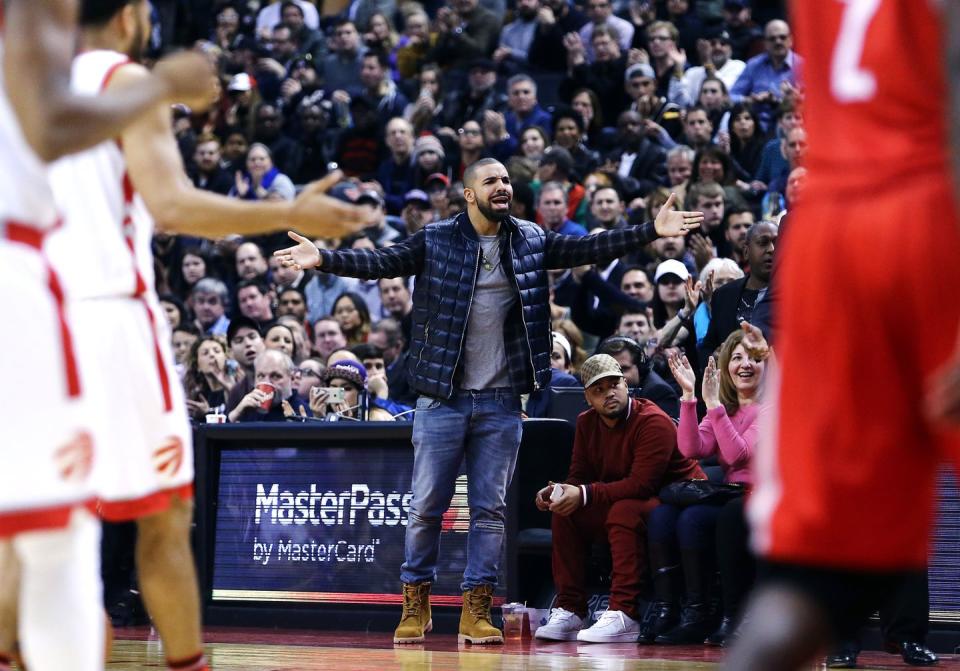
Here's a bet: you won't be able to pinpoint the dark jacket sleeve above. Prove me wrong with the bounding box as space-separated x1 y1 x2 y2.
628 141 667 196
698 278 742 363
568 277 618 338
639 372 680 422
588 411 678 504
582 270 647 316
528 24 568 72
319 229 425 279
544 222 658 269
430 10 500 63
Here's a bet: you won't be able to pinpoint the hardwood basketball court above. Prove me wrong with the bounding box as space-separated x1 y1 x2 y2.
107 627 958 670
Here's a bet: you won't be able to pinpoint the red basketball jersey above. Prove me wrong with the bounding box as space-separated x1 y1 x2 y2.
792 0 948 194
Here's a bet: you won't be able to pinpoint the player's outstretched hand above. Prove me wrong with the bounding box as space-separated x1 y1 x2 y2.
289 170 377 238
926 347 960 425
274 231 322 271
740 321 771 361
153 51 218 112
654 192 703 237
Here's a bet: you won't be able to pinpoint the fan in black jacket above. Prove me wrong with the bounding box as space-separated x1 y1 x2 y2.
601 110 667 198
698 221 778 362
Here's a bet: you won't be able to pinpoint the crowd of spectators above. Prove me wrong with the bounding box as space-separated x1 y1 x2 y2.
145 0 806 646
153 0 794 420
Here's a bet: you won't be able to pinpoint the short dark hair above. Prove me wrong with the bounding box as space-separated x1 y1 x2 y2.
172 321 201 338
463 158 503 189
552 106 585 134
331 17 356 32
363 49 390 69
280 1 304 17
351 343 385 361
236 278 269 296
597 335 646 368
592 183 624 202
745 219 778 244
685 104 710 121
81 0 138 26
278 284 308 302
724 204 754 225
370 317 404 348
539 146 574 177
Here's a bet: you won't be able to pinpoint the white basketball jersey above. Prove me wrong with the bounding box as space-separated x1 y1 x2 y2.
0 38 60 231
47 50 157 301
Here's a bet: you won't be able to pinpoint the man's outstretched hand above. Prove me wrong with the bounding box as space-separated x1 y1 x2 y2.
740 321 771 361
288 170 377 239
653 192 704 238
926 334 960 425
273 231 322 271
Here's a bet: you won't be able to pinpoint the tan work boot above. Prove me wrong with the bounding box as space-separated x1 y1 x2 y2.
393 582 433 644
458 584 503 644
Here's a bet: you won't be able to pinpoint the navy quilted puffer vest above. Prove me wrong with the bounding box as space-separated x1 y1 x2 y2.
406 212 551 398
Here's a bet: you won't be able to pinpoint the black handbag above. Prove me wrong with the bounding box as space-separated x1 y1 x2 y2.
658 479 746 507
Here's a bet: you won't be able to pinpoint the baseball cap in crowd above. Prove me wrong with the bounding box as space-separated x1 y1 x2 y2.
227 73 252 92
580 353 624 388
702 24 732 43
625 63 655 82
322 359 368 389
356 190 384 207
468 58 497 73
404 189 431 207
654 259 691 283
329 181 359 203
226 315 261 343
425 173 450 189
723 0 749 9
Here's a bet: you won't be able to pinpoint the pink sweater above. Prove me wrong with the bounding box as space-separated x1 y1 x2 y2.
677 400 766 486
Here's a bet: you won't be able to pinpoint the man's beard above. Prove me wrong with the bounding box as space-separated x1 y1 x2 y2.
599 401 628 420
477 199 510 222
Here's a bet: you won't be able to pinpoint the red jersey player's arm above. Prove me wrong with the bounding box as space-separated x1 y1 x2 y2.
113 64 373 240
947 2 960 205
3 0 214 163
929 4 960 427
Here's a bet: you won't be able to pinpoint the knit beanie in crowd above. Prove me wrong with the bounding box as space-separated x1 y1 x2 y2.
321 360 368 390
414 134 445 162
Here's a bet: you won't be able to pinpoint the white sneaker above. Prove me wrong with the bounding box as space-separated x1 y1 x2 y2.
534 607 585 641
576 610 641 643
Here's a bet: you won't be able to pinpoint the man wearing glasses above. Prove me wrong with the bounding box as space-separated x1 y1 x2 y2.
730 19 803 131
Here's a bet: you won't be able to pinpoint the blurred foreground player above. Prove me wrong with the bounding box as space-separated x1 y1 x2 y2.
0 2 214 670
724 4 960 668
43 2 373 669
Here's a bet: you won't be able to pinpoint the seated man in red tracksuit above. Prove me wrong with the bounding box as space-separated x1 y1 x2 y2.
534 353 703 643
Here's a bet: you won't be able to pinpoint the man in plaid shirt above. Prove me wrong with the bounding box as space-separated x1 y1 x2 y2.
275 158 703 645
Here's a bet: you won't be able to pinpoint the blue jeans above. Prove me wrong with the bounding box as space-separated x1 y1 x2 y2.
400 389 523 591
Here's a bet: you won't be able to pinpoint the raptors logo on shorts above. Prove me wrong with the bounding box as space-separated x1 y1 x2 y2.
55 432 94 483
153 437 184 479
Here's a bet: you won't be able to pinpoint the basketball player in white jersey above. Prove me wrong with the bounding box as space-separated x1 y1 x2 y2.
43 2 374 670
0 2 216 670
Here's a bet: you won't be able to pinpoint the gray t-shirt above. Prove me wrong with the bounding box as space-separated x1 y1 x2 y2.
460 234 516 390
